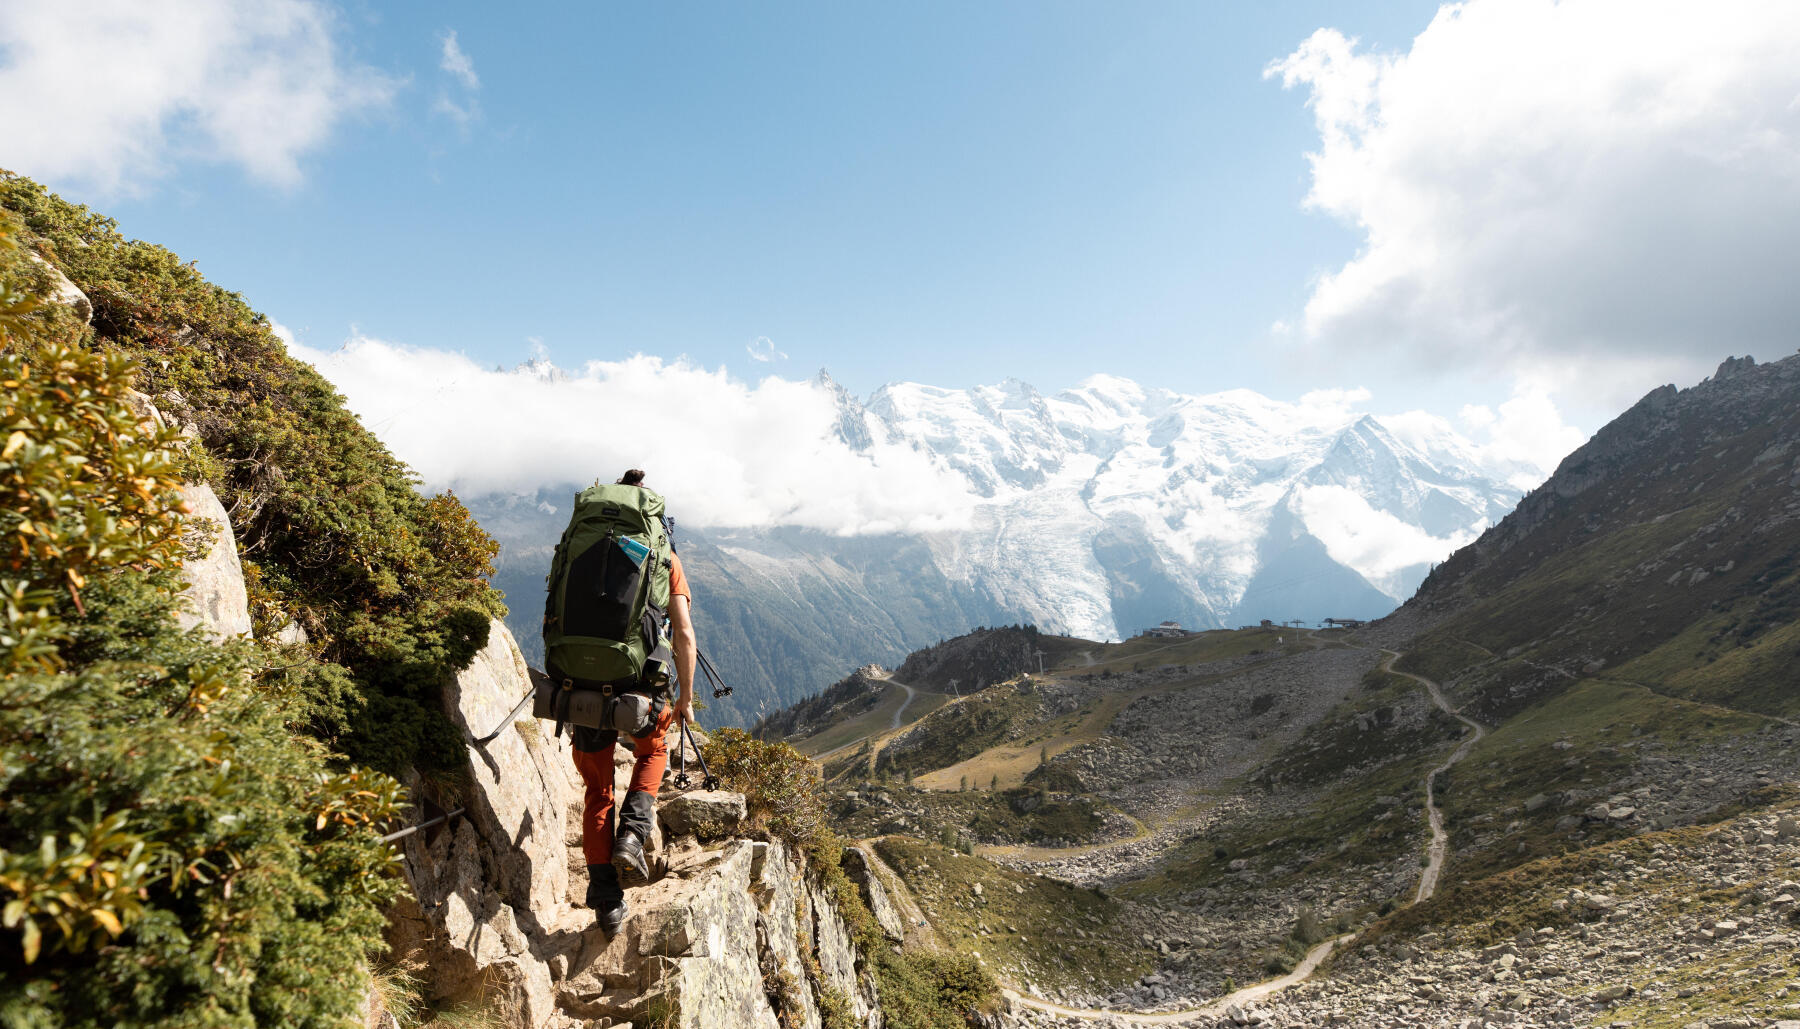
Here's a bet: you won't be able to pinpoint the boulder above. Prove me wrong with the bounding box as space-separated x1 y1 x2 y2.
659 791 748 838
26 251 92 325
113 389 252 642
174 483 254 640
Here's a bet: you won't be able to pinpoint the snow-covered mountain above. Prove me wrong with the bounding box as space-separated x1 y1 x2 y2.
832 372 1523 639
468 372 1531 724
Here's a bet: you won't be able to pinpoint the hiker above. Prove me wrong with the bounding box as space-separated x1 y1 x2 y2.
556 469 696 937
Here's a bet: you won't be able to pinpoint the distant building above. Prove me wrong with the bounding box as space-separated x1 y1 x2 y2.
1322 617 1366 629
1142 620 1187 638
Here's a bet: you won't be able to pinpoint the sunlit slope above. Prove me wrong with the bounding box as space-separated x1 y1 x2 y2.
1400 354 1800 720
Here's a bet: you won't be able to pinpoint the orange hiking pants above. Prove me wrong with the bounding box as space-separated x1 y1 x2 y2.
571 702 675 866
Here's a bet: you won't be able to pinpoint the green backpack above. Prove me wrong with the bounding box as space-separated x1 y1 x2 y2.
542 483 675 691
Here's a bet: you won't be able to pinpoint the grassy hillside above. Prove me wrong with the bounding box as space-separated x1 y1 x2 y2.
1401 355 1800 720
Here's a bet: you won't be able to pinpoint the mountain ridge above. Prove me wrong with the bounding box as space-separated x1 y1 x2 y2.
471 370 1533 724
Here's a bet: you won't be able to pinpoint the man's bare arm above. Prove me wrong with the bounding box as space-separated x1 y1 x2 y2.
668 593 697 724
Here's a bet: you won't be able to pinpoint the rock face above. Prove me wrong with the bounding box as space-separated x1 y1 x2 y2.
115 388 254 642
174 483 254 640
388 619 580 1026
390 621 885 1028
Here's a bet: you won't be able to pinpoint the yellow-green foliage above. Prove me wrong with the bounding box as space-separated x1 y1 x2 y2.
704 728 834 856
0 337 187 667
0 218 406 1027
873 950 996 1029
0 173 502 775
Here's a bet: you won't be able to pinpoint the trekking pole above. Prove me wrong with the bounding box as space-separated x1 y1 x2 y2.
471 684 538 746
673 718 692 790
380 807 466 844
671 720 720 792
688 720 720 791
696 648 733 699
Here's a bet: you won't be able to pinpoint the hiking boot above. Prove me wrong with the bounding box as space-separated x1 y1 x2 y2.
613 828 651 885
586 864 627 937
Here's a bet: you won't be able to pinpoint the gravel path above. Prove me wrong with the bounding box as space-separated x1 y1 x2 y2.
890 679 918 729
1379 649 1486 904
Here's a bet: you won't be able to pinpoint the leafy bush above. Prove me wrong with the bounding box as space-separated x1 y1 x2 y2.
0 218 405 1027
0 173 501 775
703 728 833 857
873 950 998 1029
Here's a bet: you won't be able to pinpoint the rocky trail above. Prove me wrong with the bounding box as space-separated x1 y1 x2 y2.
1378 650 1487 904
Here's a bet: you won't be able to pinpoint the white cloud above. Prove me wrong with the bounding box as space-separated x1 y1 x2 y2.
1382 385 1586 490
1270 0 1800 403
1297 386 1372 417
286 334 977 536
0 0 397 193
439 30 478 90
1293 483 1477 591
432 28 480 127
746 336 788 363
1458 388 1589 485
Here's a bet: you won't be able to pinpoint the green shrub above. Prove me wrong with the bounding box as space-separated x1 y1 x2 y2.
703 728 833 856
874 950 998 1029
0 173 502 775
816 986 856 1029
0 220 405 1027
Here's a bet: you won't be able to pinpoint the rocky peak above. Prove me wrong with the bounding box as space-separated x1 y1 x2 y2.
1710 353 1756 380
816 369 875 451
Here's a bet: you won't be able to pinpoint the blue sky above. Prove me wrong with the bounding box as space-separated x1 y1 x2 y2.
14 2 1432 396
7 0 1799 497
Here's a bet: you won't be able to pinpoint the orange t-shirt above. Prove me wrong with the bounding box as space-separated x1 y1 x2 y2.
669 551 690 600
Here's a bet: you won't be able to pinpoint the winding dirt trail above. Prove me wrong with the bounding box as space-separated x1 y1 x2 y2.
1379 649 1486 903
1004 934 1353 1025
996 647 1485 1023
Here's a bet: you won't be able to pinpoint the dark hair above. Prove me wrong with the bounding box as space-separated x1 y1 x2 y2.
617 468 646 486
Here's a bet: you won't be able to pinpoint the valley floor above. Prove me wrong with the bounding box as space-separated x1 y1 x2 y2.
793 624 1800 1028
1014 802 1800 1028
